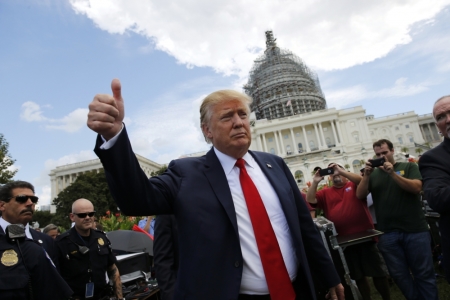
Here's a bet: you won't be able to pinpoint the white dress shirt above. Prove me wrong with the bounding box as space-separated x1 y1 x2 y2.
214 148 298 294
100 128 298 294
0 217 33 239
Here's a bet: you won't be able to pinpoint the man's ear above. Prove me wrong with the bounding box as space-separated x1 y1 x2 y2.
0 201 6 212
69 213 75 222
201 123 213 140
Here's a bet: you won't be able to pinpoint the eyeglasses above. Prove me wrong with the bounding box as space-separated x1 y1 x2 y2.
9 195 39 204
73 211 96 218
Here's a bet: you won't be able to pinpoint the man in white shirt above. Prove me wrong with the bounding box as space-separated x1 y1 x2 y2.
87 79 344 299
0 180 59 267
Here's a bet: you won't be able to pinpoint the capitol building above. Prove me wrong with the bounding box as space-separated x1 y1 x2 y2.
48 31 440 203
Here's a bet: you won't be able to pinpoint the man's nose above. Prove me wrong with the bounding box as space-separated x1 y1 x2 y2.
232 114 243 127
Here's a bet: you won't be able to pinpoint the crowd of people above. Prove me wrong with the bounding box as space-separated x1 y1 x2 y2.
0 80 449 300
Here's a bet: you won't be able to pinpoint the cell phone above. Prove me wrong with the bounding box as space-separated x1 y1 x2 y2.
370 157 386 168
319 167 334 176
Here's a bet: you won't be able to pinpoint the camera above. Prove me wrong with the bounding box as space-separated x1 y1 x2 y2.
370 157 386 168
319 167 334 176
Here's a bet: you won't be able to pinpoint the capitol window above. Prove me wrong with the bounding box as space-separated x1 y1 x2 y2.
268 137 273 142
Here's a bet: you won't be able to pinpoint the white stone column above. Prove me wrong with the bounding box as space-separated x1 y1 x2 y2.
313 123 322 149
331 120 340 145
318 122 327 148
262 133 267 152
302 126 311 152
336 121 347 144
426 124 432 140
257 134 263 151
419 124 426 140
290 128 296 152
274 131 282 155
278 130 285 155
359 118 371 142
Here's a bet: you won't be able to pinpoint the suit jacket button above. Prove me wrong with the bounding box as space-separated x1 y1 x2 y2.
234 261 240 268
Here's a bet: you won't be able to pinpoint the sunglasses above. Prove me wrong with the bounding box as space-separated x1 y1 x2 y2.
9 195 39 204
73 211 96 218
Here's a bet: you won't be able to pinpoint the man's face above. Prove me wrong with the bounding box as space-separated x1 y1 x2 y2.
202 99 251 158
0 188 35 225
434 97 450 139
70 202 95 232
374 143 394 163
331 174 346 187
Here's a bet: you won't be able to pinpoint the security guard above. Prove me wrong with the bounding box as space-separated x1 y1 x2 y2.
0 226 73 299
55 199 123 300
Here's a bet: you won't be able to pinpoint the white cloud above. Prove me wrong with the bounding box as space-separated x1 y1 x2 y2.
20 101 89 133
69 0 450 77
33 150 97 205
21 101 48 121
45 108 89 133
128 92 209 164
326 77 432 108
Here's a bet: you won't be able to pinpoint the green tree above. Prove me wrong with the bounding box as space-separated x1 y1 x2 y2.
415 148 423 155
0 133 18 183
401 146 409 153
51 170 118 228
32 210 53 228
150 165 168 177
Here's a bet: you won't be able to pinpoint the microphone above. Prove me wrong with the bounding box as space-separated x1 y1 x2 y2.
5 224 26 243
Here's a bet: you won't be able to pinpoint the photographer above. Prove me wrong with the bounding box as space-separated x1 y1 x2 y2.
307 163 389 300
356 139 438 300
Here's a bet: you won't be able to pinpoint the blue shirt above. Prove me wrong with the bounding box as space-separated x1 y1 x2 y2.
138 218 155 236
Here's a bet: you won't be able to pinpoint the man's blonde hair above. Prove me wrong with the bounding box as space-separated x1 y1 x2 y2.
200 90 253 143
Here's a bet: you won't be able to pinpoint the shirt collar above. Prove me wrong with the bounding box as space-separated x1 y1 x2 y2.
213 148 257 175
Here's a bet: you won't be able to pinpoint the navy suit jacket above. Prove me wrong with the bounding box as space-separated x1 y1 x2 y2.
419 138 450 282
0 226 58 270
154 215 179 300
95 127 340 299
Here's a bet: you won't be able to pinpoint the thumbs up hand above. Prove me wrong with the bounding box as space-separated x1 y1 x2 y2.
87 79 125 140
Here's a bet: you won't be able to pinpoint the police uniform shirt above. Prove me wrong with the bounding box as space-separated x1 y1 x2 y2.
0 233 73 300
55 227 117 298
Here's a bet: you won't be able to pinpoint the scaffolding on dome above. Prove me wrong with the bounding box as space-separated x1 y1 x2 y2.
244 31 327 120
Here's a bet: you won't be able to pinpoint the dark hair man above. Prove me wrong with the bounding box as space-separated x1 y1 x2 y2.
356 139 438 299
0 229 73 299
86 79 344 299
419 95 450 283
307 163 390 300
0 181 58 267
55 199 123 299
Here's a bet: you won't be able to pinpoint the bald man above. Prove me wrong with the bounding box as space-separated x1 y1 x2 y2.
55 199 123 299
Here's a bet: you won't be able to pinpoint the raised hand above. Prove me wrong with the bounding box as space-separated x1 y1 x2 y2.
87 79 124 140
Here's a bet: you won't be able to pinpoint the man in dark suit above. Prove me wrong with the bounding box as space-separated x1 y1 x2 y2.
0 180 58 266
87 79 344 299
153 215 179 300
419 95 450 283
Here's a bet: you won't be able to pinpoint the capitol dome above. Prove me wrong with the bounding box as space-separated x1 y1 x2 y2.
244 31 327 120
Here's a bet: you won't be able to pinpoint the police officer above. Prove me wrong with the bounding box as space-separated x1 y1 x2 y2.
0 226 73 299
55 199 123 300
0 181 59 268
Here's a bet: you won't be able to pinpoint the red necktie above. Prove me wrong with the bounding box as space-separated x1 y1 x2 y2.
235 158 296 300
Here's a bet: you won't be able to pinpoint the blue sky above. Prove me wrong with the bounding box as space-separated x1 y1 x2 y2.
1 0 449 205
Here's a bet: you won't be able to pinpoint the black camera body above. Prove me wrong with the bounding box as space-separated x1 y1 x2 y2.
319 167 334 176
370 157 386 168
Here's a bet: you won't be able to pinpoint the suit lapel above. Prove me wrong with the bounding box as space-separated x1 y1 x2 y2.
203 149 239 237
